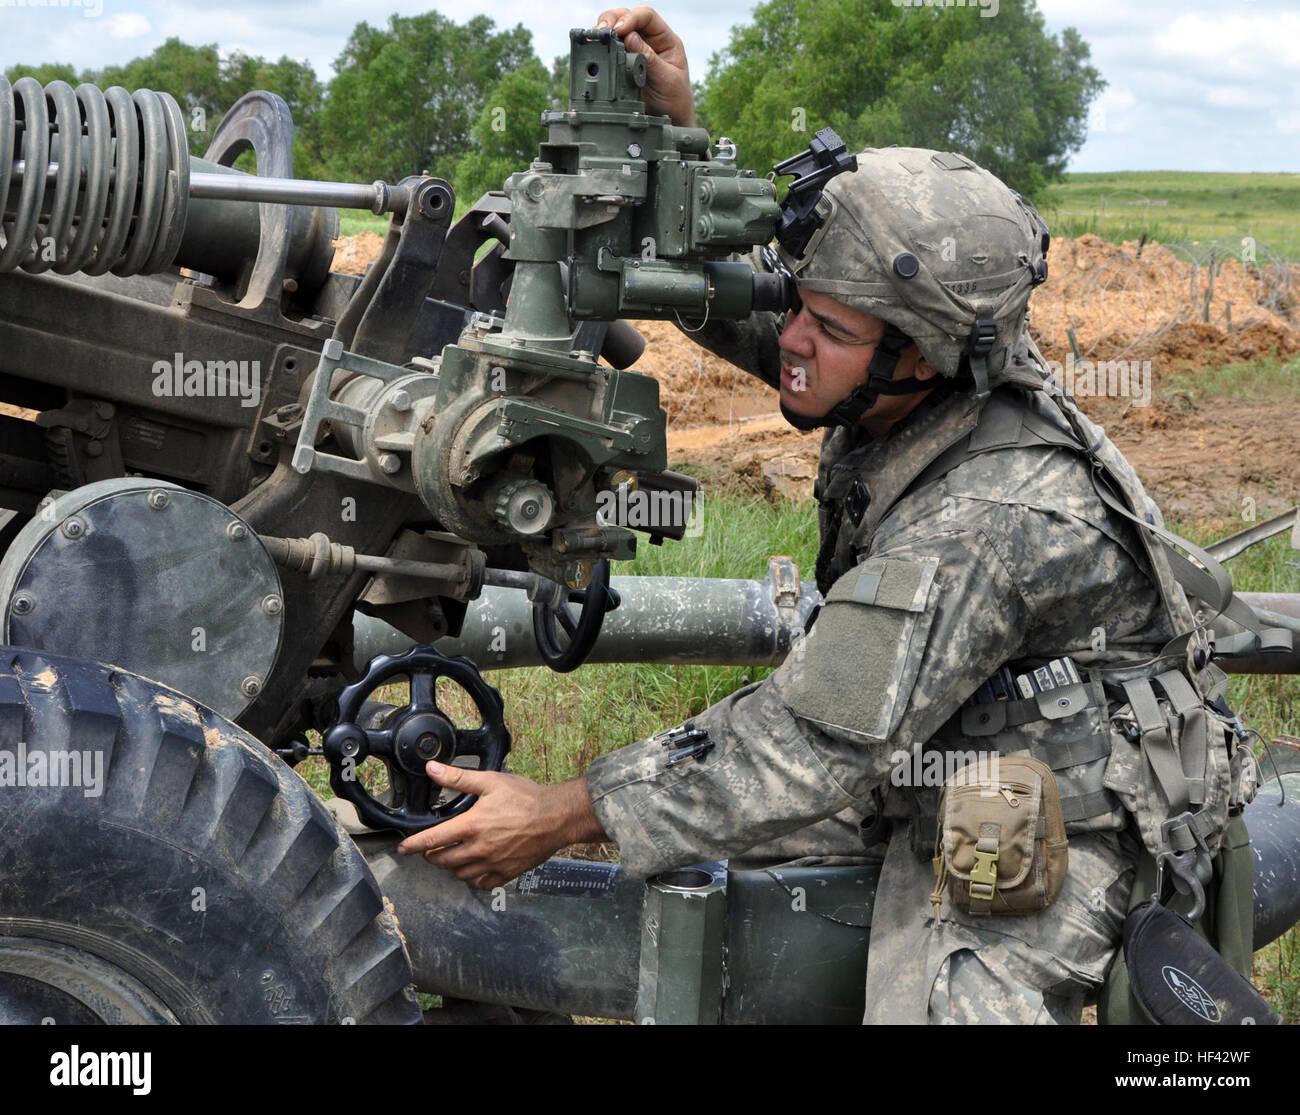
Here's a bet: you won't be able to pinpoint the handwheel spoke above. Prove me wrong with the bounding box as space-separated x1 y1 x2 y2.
457 727 492 758
364 727 397 757
556 605 578 638
400 772 431 815
410 672 437 711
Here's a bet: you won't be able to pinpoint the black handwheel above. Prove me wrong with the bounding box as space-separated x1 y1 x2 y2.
323 645 510 834
531 559 621 674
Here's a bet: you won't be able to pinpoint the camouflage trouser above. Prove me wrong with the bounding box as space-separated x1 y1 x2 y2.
868 822 1140 1024
736 811 1141 1024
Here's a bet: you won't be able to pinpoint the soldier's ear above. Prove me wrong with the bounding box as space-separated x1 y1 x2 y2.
915 355 938 382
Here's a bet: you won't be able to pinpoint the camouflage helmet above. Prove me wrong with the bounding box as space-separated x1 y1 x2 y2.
777 146 1050 392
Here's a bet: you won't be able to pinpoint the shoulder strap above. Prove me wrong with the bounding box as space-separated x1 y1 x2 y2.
894 386 1292 661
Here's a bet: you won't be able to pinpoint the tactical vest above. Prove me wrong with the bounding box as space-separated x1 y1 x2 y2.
813 355 1285 877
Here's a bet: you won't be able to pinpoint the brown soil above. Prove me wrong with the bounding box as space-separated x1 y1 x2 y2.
330 230 385 276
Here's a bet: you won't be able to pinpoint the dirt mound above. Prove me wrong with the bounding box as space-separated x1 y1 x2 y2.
330 231 385 277
1030 234 1299 372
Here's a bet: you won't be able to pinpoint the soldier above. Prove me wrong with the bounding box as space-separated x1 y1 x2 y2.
399 6 1258 1023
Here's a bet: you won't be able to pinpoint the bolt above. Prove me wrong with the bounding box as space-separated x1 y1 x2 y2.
611 469 638 493
147 489 170 510
240 675 262 698
416 734 438 756
627 142 642 158
1057 696 1071 709
11 592 35 616
340 736 360 758
85 441 103 458
378 453 401 475
60 516 85 540
226 521 248 542
261 594 283 616
93 401 115 419
389 389 412 412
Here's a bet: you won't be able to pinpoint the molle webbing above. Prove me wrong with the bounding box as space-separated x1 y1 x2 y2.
957 677 1114 827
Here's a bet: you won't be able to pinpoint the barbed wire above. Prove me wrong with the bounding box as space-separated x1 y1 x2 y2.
1029 236 1295 362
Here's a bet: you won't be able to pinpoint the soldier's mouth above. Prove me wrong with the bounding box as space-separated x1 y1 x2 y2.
779 361 809 392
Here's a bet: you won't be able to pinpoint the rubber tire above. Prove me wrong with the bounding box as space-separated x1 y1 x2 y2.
0 646 422 1024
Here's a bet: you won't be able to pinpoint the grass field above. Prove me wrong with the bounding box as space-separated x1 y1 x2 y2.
1038 170 1300 262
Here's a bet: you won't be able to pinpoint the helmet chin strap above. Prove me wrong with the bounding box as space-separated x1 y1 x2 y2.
779 322 915 432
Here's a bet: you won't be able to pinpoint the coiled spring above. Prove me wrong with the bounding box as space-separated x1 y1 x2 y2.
0 77 190 276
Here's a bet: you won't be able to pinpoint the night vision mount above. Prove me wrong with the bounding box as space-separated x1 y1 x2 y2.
773 127 857 260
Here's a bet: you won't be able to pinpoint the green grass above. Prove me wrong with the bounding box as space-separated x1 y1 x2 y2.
336 212 389 239
1173 353 1300 406
1037 171 1300 262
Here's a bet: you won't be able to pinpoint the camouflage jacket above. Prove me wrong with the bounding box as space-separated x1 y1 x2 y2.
586 313 1178 878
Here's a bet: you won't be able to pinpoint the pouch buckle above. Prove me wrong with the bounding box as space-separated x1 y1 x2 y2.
970 848 999 900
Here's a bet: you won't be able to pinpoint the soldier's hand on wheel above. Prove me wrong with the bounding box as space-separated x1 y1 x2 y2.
596 6 696 126
397 762 606 890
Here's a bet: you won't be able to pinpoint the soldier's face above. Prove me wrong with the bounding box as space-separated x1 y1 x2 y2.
778 289 936 431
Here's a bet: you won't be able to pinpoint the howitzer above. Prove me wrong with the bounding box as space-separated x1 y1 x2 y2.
0 27 1298 1024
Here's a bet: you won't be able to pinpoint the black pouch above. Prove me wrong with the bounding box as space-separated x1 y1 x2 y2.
1123 897 1280 1025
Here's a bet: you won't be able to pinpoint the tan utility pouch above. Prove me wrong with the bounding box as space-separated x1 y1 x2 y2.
931 753 1068 917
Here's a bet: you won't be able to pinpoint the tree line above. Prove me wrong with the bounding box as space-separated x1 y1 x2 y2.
5 1 1103 207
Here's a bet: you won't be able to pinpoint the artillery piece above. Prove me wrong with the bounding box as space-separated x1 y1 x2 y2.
0 28 1297 1024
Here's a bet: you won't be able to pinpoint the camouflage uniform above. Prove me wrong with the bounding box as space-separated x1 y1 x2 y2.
586 148 1205 1024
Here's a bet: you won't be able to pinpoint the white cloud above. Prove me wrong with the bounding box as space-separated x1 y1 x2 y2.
103 13 152 38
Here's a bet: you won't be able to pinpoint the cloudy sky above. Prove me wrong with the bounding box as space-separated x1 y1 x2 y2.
3 0 1296 173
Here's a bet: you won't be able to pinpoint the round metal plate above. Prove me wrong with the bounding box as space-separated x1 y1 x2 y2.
0 479 282 720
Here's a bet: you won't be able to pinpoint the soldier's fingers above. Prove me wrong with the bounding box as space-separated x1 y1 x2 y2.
424 759 495 796
397 814 470 855
596 8 630 30
616 6 677 47
421 839 482 871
